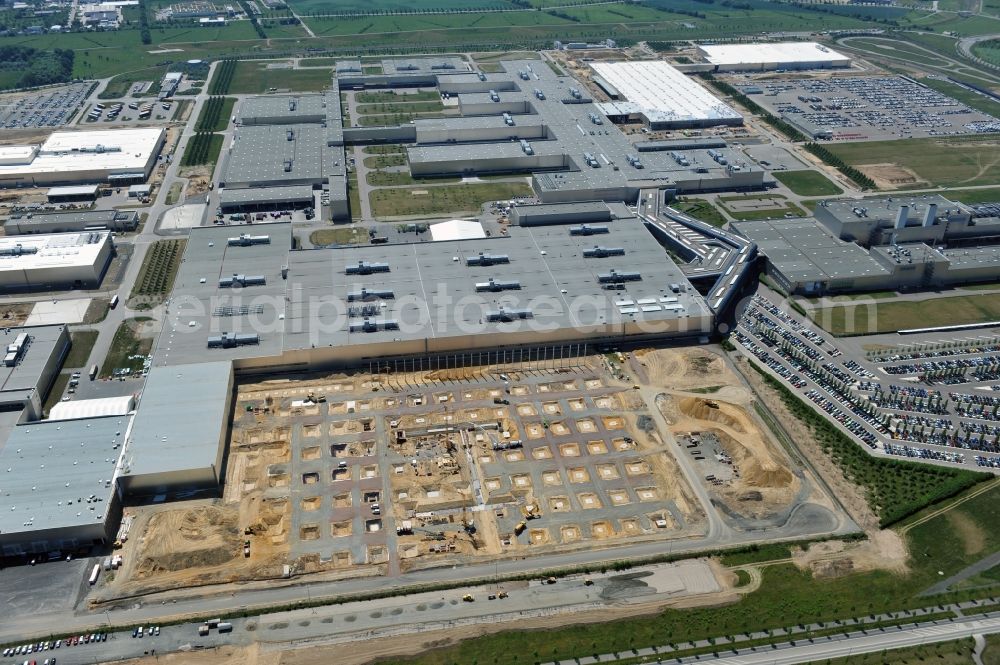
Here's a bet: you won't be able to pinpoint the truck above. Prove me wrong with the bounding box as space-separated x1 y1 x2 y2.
198 625 209 636
217 622 233 633
89 364 99 381
88 563 101 585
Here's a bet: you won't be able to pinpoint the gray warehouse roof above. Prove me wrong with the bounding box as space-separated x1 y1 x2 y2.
123 362 233 480
0 325 66 408
0 415 129 537
733 217 890 283
221 124 334 187
237 93 332 125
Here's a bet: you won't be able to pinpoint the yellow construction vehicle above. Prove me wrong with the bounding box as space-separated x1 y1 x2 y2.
514 521 527 536
462 594 475 602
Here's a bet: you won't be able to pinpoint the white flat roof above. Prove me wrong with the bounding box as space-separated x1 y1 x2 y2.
0 231 110 272
590 61 741 124
48 395 135 421
429 219 486 242
0 128 163 177
699 42 850 67
48 184 101 196
0 145 38 166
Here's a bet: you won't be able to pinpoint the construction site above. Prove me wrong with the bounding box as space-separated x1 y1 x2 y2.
102 346 815 596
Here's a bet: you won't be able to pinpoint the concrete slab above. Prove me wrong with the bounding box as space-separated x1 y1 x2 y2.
24 298 91 326
159 203 206 230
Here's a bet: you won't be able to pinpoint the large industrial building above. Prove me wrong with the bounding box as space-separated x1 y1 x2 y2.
734 195 1000 294
0 230 114 290
697 42 850 72
0 324 69 420
0 128 165 188
590 60 743 128
4 209 139 235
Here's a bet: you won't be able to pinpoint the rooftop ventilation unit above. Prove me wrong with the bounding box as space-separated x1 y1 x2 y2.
503 112 515 127
289 99 296 112
475 278 521 292
486 308 533 322
207 332 260 348
588 112 603 125
218 274 266 288
570 87 581 99
489 90 500 103
346 261 390 275
213 304 265 316
466 252 510 267
625 154 643 169
4 332 29 367
286 129 294 141
348 304 380 318
0 244 39 257
922 203 938 228
349 318 399 333
283 159 293 172
519 70 530 80
520 139 533 156
347 287 394 302
568 224 609 236
583 152 600 168
583 246 625 258
227 234 271 246
534 88 545 100
477 72 487 81
598 269 641 284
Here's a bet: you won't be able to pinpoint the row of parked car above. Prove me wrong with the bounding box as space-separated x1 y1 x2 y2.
4 632 109 659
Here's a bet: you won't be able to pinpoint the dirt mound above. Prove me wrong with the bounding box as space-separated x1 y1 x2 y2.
636 347 736 391
677 397 746 433
134 506 240 578
712 428 792 489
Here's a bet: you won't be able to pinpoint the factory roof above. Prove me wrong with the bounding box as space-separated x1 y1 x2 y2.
221 124 332 186
0 231 110 273
942 244 1000 270
236 93 332 124
819 194 967 225
870 243 947 266
733 217 890 283
47 395 135 421
220 185 315 205
590 61 741 124
47 185 100 198
0 415 129 537
149 216 710 366
698 42 850 67
123 362 232 479
380 56 468 75
0 325 66 408
0 128 164 177
5 209 136 231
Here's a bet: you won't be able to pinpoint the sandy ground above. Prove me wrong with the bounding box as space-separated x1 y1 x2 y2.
735 355 909 574
857 163 926 190
634 347 742 393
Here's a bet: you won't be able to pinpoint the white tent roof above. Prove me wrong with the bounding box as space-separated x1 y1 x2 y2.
429 219 486 242
48 394 135 421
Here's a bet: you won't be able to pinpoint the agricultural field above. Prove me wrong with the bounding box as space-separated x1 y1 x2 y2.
772 170 843 197
827 136 1000 189
369 182 531 218
129 239 186 306
285 0 525 13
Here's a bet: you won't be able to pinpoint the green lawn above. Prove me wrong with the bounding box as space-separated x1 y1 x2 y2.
356 101 444 115
180 133 224 170
356 91 442 104
347 171 362 221
974 39 1000 67
772 170 843 197
370 182 531 218
227 61 332 94
194 96 236 133
64 331 99 369
99 65 171 99
927 187 1000 205
309 227 368 246
810 292 1000 335
828 136 1000 189
363 154 407 169
717 194 807 221
671 199 727 227
100 319 154 378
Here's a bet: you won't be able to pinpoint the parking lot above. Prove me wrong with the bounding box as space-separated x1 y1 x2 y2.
0 82 95 129
732 292 1000 470
735 75 1000 141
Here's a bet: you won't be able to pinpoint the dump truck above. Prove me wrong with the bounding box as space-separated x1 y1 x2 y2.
462 594 475 602
514 521 527 536
243 540 251 558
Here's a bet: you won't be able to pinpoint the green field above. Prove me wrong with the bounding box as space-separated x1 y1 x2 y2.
180 132 224 169
100 319 155 378
828 136 1000 188
64 331 99 369
129 239 186 307
974 39 1000 67
810 292 1000 335
194 96 236 132
225 61 333 94
356 101 444 115
929 186 1000 205
671 199 727 227
370 182 531 218
356 90 441 104
286 0 523 13
772 170 843 197
309 226 368 246
918 76 1000 119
